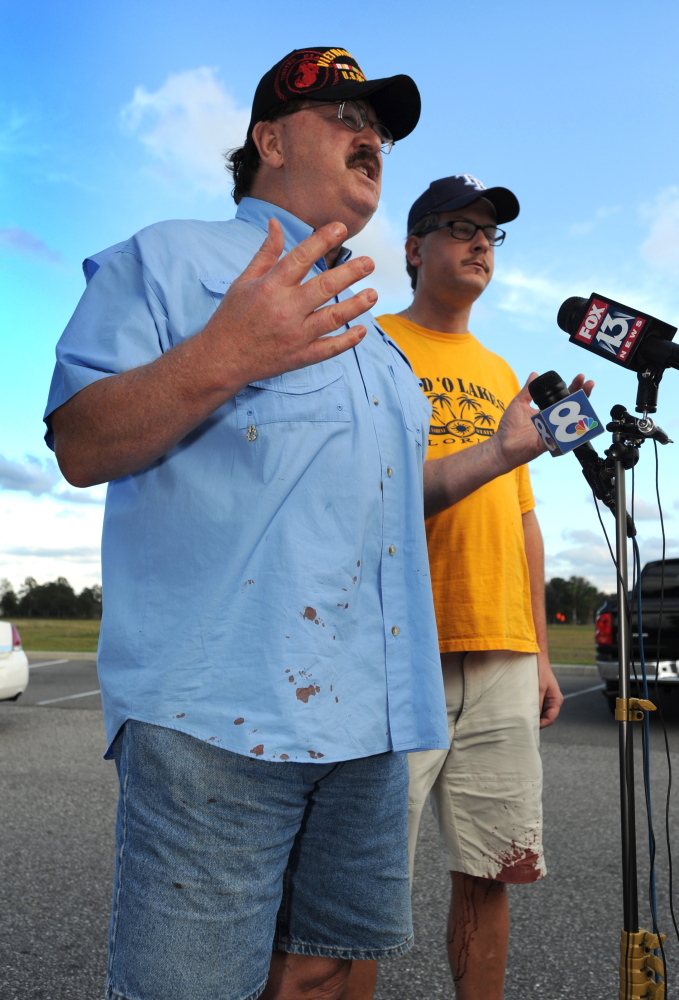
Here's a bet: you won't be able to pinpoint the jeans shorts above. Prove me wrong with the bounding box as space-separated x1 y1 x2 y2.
407 650 545 884
106 720 413 1000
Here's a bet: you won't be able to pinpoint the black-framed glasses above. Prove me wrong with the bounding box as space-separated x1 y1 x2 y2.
287 100 394 153
420 220 506 245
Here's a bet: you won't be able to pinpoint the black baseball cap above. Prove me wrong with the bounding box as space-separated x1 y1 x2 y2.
407 174 520 233
248 47 421 142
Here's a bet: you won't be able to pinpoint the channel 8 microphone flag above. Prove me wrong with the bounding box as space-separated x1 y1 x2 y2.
530 381 604 457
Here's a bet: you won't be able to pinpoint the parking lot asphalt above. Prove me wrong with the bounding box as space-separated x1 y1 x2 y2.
1 660 678 999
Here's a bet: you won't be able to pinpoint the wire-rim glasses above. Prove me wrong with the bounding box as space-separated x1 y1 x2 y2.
287 100 394 154
420 220 506 245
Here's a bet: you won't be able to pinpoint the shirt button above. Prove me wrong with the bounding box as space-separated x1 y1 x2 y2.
386 467 394 477
391 626 400 636
388 545 396 555
373 396 379 405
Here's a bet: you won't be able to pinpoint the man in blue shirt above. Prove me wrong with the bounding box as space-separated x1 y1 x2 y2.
45 47 570 1000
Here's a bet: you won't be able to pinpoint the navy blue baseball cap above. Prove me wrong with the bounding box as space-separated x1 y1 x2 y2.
248 47 421 142
407 174 520 233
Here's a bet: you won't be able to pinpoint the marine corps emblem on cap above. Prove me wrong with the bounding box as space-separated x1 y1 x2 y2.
248 47 420 142
274 48 367 101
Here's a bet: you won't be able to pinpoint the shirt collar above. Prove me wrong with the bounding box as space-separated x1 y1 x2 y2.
236 197 352 272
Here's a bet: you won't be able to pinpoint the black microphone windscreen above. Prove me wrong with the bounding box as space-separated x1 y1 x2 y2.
557 296 588 334
528 370 567 409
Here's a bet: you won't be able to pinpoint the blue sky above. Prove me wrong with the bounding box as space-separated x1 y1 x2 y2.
2 0 679 594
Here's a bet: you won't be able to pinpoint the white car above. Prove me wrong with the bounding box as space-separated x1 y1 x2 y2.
0 622 29 701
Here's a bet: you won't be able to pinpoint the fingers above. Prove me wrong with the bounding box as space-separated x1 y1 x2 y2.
539 670 563 728
304 325 368 364
238 218 286 281
521 373 540 406
567 374 595 397
300 256 376 313
305 288 378 341
539 701 560 728
274 222 349 286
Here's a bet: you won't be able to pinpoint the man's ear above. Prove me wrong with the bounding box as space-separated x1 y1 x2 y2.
252 119 284 169
405 234 423 269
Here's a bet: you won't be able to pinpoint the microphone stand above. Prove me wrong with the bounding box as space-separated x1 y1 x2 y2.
601 390 672 999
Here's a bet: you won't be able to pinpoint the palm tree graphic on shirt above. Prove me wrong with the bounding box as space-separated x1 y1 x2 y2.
426 390 496 444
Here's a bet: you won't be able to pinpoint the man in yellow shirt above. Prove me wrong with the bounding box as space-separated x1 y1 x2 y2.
375 175 563 1000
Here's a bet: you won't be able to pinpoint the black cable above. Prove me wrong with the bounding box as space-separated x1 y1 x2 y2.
594 455 670 992
650 440 679 948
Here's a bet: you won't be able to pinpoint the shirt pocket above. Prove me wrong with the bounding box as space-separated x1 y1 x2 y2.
389 364 430 445
235 360 352 427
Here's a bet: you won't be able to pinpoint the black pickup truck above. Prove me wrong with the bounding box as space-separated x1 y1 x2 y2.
596 558 679 710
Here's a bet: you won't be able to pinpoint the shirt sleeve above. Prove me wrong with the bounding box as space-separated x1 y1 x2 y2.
43 245 167 450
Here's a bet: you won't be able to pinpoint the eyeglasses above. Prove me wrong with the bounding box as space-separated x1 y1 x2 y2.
419 220 506 245
287 100 394 154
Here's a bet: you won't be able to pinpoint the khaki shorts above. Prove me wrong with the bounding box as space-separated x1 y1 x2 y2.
408 650 545 884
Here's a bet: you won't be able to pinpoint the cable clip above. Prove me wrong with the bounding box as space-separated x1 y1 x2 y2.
615 697 657 722
619 929 666 998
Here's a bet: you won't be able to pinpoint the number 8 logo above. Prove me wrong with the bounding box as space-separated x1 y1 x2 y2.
547 400 586 442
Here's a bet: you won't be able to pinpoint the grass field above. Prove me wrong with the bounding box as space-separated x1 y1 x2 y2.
8 618 101 652
6 617 597 663
546 624 596 665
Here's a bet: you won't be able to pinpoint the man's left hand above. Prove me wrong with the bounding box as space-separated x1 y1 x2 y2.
538 651 563 728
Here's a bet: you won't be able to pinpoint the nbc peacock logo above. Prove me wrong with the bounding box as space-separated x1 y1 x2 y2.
575 416 598 435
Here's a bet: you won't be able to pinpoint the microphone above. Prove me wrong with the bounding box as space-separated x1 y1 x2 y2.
557 294 679 372
528 371 602 467
528 371 635 536
557 294 679 412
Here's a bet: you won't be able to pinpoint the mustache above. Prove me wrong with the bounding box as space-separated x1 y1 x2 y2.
346 150 381 180
462 254 490 272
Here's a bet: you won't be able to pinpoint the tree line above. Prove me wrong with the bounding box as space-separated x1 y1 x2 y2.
0 577 102 619
0 572 607 626
545 575 609 626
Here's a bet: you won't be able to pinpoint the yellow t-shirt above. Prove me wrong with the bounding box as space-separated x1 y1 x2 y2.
378 314 538 654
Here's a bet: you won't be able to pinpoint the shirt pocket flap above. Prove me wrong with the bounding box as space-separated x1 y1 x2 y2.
248 360 343 394
200 275 232 297
236 361 351 426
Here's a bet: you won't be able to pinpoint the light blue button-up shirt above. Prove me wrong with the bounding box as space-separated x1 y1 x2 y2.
44 197 448 761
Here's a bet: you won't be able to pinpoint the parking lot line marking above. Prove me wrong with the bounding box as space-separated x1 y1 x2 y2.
37 689 101 705
563 683 605 700
29 659 70 669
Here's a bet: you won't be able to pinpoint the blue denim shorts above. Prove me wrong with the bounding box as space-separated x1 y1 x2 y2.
106 721 413 1000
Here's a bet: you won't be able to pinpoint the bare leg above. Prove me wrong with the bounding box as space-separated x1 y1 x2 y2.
447 871 509 1000
336 959 378 1000
261 952 351 1000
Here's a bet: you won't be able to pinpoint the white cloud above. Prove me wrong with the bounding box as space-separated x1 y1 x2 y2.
345 210 410 312
492 269 566 318
0 226 62 263
0 493 103 592
121 67 251 195
640 187 679 274
5 545 100 562
565 529 604 545
487 188 679 329
630 497 665 521
0 454 104 504
568 205 620 237
0 454 60 495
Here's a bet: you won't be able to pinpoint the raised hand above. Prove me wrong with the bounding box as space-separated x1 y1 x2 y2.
52 219 378 488
202 218 378 392
492 371 596 473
